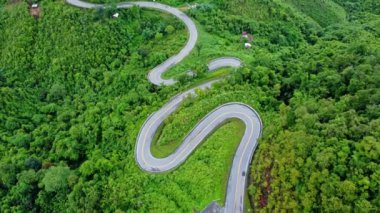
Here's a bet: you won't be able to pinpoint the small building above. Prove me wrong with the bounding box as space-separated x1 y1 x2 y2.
245 43 252 48
189 4 198 9
30 3 41 18
112 13 119 18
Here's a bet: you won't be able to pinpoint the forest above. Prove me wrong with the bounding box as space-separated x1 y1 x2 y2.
0 0 379 212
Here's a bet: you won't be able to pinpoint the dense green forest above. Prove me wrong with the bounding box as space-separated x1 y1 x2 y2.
0 0 379 212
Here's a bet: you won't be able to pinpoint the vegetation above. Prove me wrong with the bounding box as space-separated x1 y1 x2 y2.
0 0 379 212
283 0 347 27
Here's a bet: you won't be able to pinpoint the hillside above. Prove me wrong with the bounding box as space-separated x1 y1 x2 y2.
0 0 379 212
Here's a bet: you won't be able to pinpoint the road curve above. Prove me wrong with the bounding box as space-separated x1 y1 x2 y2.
66 1 262 212
135 85 262 212
208 57 242 72
67 0 197 85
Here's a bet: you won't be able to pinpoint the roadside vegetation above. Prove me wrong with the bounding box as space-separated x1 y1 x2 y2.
0 0 379 212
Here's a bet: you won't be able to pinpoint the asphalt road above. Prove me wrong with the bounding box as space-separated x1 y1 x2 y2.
67 0 198 85
66 1 262 212
207 57 242 72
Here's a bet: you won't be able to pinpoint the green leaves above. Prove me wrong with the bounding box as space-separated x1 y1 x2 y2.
47 83 66 102
41 166 71 193
0 0 379 212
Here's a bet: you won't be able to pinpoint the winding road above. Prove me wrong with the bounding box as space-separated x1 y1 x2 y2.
66 0 263 212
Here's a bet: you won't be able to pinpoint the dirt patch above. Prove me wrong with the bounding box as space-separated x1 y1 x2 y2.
259 163 273 208
30 6 41 18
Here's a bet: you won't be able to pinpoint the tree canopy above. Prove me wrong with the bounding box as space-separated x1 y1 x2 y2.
0 0 379 212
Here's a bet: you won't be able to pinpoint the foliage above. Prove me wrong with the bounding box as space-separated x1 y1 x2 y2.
0 0 379 212
283 0 347 27
41 166 71 193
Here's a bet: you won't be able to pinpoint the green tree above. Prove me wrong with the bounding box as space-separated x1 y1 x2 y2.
165 25 175 34
47 83 66 102
41 166 71 193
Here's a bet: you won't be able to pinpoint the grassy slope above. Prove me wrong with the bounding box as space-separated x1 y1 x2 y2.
151 117 244 158
281 0 346 27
